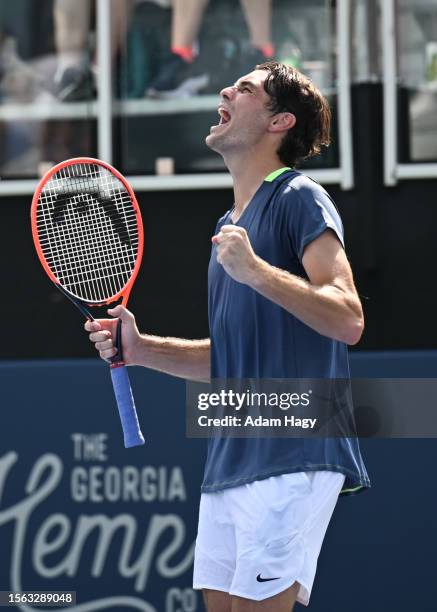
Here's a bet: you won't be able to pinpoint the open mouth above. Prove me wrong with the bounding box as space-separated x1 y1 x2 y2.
211 106 231 131
209 107 232 133
218 107 231 125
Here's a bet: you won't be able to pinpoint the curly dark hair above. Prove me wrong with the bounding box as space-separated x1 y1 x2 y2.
256 61 331 168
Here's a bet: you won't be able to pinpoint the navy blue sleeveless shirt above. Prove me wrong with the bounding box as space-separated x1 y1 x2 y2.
202 168 370 496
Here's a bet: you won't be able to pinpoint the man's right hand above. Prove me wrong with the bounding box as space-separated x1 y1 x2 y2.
84 305 141 365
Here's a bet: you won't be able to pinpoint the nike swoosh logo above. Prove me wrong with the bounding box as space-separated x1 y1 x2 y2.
256 574 280 582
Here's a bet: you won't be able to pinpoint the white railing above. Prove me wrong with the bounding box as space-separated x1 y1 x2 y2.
382 0 399 186
337 0 354 189
97 0 113 163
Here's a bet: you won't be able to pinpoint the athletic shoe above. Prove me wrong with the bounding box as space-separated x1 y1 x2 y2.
55 66 95 102
239 47 274 77
146 52 209 99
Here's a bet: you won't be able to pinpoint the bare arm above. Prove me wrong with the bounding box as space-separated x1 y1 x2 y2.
128 334 211 382
85 305 211 382
213 226 364 345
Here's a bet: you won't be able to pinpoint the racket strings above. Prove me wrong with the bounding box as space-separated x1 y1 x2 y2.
46 185 136 301
36 163 140 303
42 195 133 300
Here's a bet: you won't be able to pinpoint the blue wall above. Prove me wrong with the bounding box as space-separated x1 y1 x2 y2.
0 353 436 611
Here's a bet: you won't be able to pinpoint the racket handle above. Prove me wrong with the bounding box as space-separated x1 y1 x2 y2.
110 364 145 448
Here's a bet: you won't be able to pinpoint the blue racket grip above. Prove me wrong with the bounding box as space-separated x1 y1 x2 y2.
110 364 145 448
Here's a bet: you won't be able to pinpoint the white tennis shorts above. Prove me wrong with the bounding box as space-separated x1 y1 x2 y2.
193 471 345 604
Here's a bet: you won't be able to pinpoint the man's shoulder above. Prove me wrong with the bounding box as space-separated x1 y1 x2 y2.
274 171 331 202
274 171 340 219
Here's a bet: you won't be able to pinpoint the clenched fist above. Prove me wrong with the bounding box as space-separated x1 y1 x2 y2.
212 225 260 285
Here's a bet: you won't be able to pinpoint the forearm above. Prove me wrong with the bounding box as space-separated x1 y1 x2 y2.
132 335 211 382
249 258 363 345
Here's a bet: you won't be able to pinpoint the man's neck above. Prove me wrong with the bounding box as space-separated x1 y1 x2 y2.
225 150 287 217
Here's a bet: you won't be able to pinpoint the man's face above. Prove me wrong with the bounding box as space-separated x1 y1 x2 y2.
205 70 274 155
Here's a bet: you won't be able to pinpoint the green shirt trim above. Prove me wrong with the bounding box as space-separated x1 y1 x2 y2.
341 485 364 495
264 167 291 182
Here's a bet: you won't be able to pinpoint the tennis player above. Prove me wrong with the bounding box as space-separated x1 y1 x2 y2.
86 61 370 611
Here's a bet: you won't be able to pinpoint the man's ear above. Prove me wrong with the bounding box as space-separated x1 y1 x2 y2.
269 112 296 133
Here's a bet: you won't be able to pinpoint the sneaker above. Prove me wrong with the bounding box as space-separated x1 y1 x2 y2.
205 46 273 95
55 66 95 102
146 52 209 99
239 46 273 77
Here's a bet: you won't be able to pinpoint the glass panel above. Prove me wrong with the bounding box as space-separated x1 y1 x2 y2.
0 0 97 179
397 0 437 162
116 0 339 176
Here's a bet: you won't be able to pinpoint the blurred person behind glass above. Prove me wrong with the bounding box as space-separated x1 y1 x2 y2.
146 0 274 98
53 0 132 101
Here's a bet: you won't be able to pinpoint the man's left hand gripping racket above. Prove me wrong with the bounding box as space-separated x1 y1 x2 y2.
31 157 145 448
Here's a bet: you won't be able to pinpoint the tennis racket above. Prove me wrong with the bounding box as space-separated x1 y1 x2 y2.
31 157 145 448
